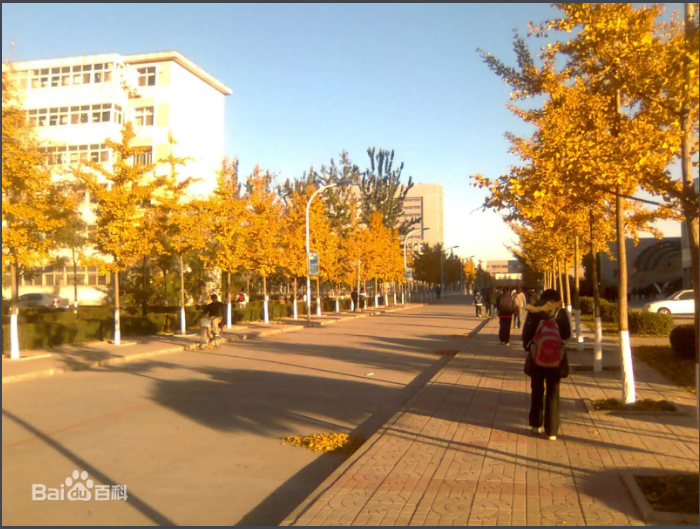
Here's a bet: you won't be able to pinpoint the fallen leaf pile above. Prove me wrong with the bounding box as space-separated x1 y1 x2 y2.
281 432 365 454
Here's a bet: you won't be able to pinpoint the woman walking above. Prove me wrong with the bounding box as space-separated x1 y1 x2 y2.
522 289 571 440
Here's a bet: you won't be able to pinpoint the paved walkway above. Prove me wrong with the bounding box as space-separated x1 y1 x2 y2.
1 303 423 384
285 319 699 526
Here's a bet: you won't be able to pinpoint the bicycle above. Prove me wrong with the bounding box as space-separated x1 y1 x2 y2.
198 317 223 349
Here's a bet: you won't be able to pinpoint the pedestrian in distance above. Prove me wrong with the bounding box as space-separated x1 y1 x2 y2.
513 287 527 329
488 287 499 318
237 291 248 309
359 287 367 311
351 288 359 312
522 289 571 441
497 288 517 345
473 291 484 318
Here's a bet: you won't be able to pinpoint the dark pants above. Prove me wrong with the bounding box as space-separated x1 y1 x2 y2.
498 316 512 343
351 294 358 311
475 305 482 317
529 373 561 436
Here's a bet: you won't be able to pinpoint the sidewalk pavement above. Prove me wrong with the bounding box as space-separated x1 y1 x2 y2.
283 318 698 526
1 302 424 385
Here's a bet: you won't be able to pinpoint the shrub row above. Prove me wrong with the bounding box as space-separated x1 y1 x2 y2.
628 311 674 336
1 298 374 353
669 324 696 360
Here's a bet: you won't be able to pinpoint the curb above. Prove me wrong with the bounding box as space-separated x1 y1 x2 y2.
2 304 424 385
621 469 699 525
1 345 185 385
280 315 489 526
582 398 690 417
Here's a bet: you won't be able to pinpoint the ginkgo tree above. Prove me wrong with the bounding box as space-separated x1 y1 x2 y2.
244 166 282 323
2 67 71 358
73 122 160 345
474 6 683 402
204 157 247 328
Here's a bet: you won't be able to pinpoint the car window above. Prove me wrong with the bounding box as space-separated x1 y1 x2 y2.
667 291 683 300
679 292 694 301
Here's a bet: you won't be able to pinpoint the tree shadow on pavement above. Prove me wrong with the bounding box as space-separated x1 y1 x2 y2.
1 408 177 526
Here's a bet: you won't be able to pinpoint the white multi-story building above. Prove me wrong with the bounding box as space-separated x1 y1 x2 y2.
2 51 232 303
398 183 444 247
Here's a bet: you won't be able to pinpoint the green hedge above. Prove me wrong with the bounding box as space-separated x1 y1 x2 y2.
2 298 364 352
628 311 674 336
670 324 696 360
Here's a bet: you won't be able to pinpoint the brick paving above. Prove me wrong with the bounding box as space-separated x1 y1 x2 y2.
286 319 699 526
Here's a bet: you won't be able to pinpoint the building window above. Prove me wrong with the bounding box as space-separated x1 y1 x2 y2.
114 105 123 124
91 103 112 123
137 67 156 87
134 147 153 166
16 70 29 89
48 107 69 126
134 106 154 126
31 69 49 88
70 105 90 125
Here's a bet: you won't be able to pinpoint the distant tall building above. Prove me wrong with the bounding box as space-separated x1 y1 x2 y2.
398 183 444 247
486 260 523 283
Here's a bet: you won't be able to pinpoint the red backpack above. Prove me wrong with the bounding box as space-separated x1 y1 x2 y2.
531 313 564 368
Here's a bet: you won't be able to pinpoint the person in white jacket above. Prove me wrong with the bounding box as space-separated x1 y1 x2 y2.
513 287 527 329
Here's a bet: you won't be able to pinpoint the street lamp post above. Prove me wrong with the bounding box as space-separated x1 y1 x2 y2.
403 227 430 304
441 245 460 297
306 180 353 322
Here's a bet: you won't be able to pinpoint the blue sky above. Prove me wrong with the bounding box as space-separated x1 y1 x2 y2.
2 3 684 263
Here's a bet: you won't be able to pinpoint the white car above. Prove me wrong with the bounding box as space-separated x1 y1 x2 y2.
643 290 695 315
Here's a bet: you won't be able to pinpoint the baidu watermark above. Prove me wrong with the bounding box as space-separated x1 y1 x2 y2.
32 470 128 502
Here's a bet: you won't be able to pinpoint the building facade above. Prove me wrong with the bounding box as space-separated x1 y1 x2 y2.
398 183 444 247
486 260 523 284
2 51 232 304
600 237 683 295
681 178 699 289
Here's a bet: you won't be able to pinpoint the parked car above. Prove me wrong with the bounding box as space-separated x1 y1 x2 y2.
16 293 71 311
643 290 696 315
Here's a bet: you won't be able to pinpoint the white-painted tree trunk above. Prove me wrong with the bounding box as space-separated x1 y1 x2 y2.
374 295 379 307
263 297 269 324
335 299 339 313
384 293 389 306
594 317 603 372
226 302 232 329
114 308 121 346
620 330 636 404
180 307 186 335
402 292 405 304
393 293 397 306
10 313 20 359
293 298 298 319
316 297 321 316
575 310 584 352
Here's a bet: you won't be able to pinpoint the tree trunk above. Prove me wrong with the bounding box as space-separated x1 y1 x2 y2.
616 185 635 404
226 271 232 329
163 266 168 307
72 248 79 314
563 258 572 316
574 236 583 352
179 254 186 335
374 277 379 307
9 261 20 359
556 259 564 297
142 256 148 316
682 2 700 423
293 277 298 319
262 276 269 323
590 210 603 372
113 271 121 346
316 277 321 316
